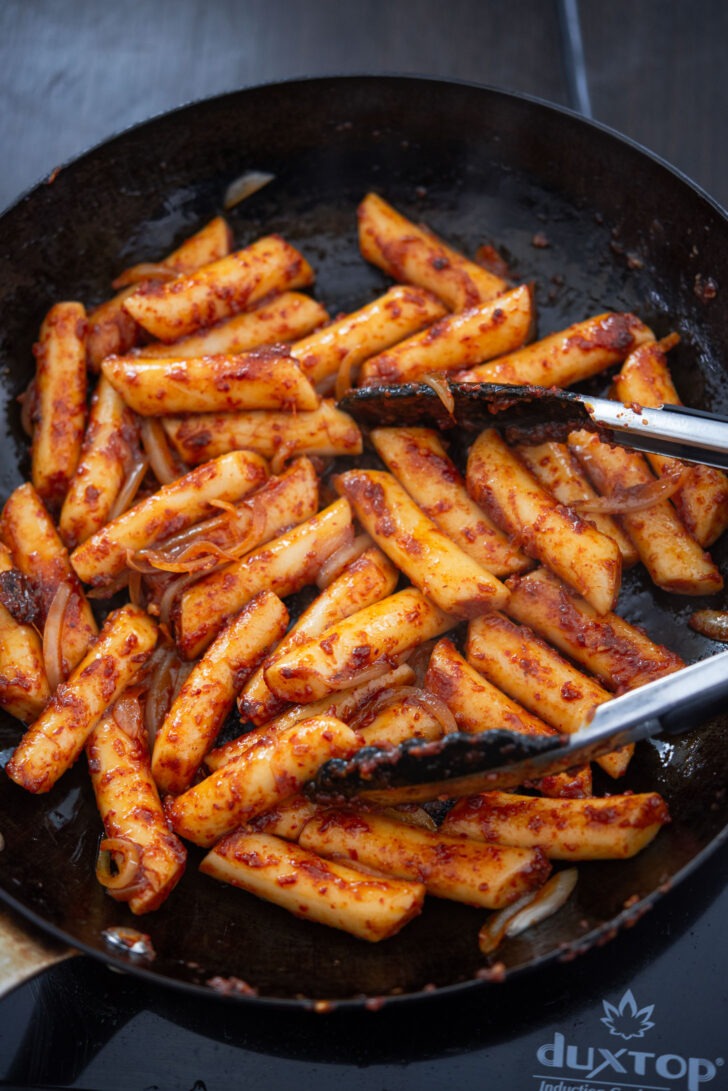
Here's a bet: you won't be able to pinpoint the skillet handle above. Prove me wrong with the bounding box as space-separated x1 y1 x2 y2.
0 903 77 999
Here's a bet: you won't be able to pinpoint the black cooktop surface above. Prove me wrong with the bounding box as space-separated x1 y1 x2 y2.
1 836 726 1090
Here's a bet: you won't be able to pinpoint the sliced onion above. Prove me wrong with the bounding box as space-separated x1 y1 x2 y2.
158 571 198 630
112 691 145 742
379 805 438 832
315 529 368 589
207 498 239 516
112 263 178 289
223 170 275 210
330 660 396 691
270 441 297 477
144 647 179 745
572 469 685 515
334 353 357 402
422 373 455 418
155 499 259 556
355 685 458 736
479 868 578 955
109 455 149 521
140 418 181 485
96 837 145 899
125 550 157 575
136 506 264 578
657 331 681 353
86 572 130 599
402 687 459 735
128 567 144 607
689 609 728 642
42 582 72 691
351 685 456 737
18 379 37 438
138 540 241 574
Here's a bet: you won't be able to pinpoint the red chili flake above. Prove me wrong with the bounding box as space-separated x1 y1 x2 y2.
694 273 719 302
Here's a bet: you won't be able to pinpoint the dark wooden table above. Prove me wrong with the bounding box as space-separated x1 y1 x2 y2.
1 2 727 1088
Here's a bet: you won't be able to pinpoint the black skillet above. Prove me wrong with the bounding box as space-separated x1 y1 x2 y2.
1 76 727 1008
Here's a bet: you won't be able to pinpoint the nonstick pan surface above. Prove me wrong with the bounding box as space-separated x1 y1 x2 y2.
0 76 727 1008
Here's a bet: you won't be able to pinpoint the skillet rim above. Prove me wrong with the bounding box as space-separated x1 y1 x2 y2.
1 73 727 1008
5 72 727 225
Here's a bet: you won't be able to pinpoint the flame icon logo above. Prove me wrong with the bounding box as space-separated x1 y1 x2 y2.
601 988 655 1041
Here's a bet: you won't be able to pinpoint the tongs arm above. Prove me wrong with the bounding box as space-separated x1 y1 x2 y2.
577 397 728 470
338 382 728 471
308 651 728 804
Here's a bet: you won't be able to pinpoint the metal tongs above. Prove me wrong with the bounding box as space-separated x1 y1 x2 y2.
338 381 728 470
308 651 728 804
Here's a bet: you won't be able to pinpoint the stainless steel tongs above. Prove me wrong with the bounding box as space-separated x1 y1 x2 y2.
338 381 728 470
308 650 728 804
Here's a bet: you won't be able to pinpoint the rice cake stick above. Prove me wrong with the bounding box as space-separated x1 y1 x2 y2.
337 468 509 618
290 285 446 387
60 377 140 549
424 638 592 798
505 567 685 691
31 302 87 512
88 699 187 914
264 588 458 704
569 429 723 595
358 192 506 310
239 546 398 725
122 235 314 342
87 216 233 368
467 430 621 615
466 612 631 778
175 498 354 660
151 590 289 795
139 292 328 358
165 716 360 847
102 347 319 415
459 312 654 385
6 604 158 794
613 339 728 547
162 400 362 465
442 791 669 860
201 830 425 942
370 426 529 577
517 440 638 566
358 285 533 386
71 450 269 587
299 810 551 910
207 664 415 771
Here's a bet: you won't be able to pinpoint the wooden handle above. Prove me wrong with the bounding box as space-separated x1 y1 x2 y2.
0 903 76 998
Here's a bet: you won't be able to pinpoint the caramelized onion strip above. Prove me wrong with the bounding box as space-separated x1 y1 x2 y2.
315 528 367 590
572 469 686 515
144 647 179 745
111 263 179 289
109 456 149 521
353 685 458 736
140 418 181 485
479 868 578 954
42 582 72 691
422 373 456 418
96 837 145 898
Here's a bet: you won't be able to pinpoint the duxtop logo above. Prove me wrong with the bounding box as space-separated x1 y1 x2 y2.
533 987 724 1091
600 988 655 1041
